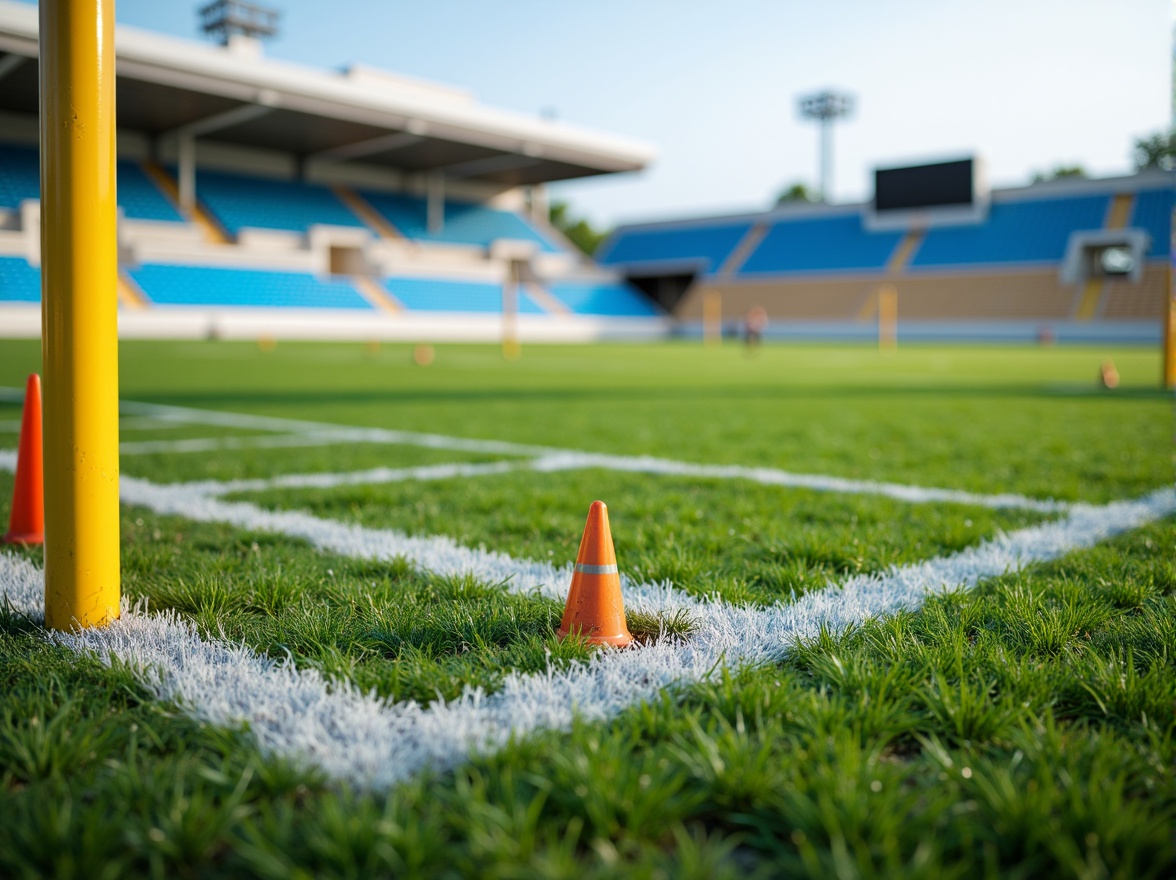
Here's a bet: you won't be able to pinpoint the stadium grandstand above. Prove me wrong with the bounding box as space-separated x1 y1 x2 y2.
600 158 1173 344
0 0 665 341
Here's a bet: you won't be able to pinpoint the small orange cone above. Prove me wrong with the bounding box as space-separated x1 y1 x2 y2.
557 501 633 647
1099 359 1120 389
3 374 44 546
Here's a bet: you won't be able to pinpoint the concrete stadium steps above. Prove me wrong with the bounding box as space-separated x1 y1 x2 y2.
1072 279 1104 321
1104 193 1134 230
116 270 150 310
332 186 404 241
142 163 231 245
523 282 572 315
714 222 769 278
351 275 404 313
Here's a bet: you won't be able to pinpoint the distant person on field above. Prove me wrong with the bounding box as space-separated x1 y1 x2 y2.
744 306 768 352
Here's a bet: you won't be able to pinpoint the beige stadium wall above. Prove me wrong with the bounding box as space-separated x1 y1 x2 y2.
1101 264 1169 320
679 263 1168 323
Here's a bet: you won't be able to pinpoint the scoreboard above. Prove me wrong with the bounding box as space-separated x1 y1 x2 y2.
874 158 976 212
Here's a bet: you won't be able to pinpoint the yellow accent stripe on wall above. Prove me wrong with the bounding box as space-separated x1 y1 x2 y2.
1105 193 1134 230
352 275 403 313
717 222 769 278
141 162 231 245
334 186 403 241
116 269 149 309
1074 278 1104 321
886 229 925 273
523 282 571 315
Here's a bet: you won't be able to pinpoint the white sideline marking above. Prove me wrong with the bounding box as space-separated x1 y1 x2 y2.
180 460 531 496
529 452 1071 513
167 450 1068 513
0 390 1067 510
2 460 1172 790
119 431 396 456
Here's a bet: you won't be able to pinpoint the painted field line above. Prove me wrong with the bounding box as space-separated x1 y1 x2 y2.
530 452 1071 513
160 449 1067 514
1 389 1070 510
175 459 535 498
2 464 1171 790
90 396 1067 512
119 431 402 456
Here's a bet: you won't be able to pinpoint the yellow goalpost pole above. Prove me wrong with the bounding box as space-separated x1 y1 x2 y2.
1165 262 1176 391
40 0 121 630
878 284 898 354
703 291 721 346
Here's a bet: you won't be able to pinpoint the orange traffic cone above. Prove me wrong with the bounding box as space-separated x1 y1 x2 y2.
3 374 44 545
557 501 633 647
1099 359 1120 389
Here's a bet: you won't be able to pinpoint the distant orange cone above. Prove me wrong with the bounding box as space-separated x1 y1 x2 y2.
557 501 633 647
3 374 43 545
1099 359 1120 389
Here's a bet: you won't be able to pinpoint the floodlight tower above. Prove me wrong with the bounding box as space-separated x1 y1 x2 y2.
798 90 854 203
199 0 280 45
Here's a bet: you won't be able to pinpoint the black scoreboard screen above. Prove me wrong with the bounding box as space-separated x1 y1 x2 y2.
874 159 975 212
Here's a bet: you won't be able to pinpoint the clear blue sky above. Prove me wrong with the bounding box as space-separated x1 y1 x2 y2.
18 0 1172 226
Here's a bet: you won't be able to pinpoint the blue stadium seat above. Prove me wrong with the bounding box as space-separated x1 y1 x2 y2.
360 190 560 252
191 169 366 235
117 162 184 222
0 144 40 210
129 264 373 309
739 215 902 275
0 143 184 222
911 195 1110 267
1129 189 1173 258
384 276 544 313
546 280 660 316
0 256 40 303
597 221 753 274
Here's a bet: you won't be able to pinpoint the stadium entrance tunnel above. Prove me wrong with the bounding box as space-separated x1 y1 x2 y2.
627 272 696 313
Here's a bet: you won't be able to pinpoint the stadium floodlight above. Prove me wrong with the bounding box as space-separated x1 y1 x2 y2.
199 0 280 45
798 90 854 203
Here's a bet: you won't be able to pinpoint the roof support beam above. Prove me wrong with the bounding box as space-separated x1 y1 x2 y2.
167 96 278 215
426 171 444 234
171 96 278 139
310 131 422 163
441 153 542 181
0 52 26 83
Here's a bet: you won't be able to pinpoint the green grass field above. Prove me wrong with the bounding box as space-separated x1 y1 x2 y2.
1 339 1173 878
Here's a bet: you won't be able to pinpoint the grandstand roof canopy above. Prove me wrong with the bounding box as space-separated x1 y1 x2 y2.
0 1 654 186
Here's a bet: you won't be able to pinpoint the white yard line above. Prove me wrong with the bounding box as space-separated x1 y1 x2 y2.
177 459 534 497
2 451 1172 790
155 449 1068 513
119 431 390 456
1 389 1070 510
112 398 1067 512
